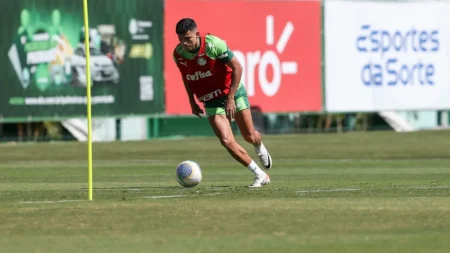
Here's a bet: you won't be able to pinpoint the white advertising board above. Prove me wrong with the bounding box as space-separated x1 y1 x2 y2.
325 1 450 112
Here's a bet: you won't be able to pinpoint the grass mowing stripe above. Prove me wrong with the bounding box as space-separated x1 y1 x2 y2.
1 131 450 253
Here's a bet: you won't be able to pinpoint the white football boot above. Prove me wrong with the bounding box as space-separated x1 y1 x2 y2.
255 143 273 170
248 173 271 188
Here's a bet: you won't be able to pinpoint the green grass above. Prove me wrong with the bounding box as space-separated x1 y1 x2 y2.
0 130 449 253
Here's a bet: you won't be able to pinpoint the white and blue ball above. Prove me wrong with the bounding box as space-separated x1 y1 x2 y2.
176 160 202 187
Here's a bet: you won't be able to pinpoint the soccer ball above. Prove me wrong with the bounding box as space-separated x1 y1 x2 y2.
176 160 202 187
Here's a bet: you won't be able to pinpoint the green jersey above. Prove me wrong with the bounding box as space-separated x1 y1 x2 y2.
173 34 234 63
173 34 250 116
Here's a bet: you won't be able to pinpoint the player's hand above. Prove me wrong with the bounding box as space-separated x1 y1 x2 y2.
190 101 204 118
225 98 236 121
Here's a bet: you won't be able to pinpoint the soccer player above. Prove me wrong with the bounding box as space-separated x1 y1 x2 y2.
173 18 273 188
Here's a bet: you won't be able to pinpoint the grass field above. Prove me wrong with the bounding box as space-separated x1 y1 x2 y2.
0 130 449 253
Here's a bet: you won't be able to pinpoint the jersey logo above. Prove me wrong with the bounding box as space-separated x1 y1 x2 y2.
197 57 207 66
179 61 188 67
218 53 228 59
198 89 222 102
186 70 212 81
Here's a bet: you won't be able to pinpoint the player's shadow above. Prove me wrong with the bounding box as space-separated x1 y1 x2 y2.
137 186 183 190
80 186 181 190
81 185 232 190
123 186 186 190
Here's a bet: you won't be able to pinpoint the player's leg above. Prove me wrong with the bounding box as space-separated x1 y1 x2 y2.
234 97 273 170
208 114 251 166
207 113 270 187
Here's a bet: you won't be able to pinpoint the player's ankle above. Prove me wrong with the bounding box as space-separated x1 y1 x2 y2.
247 160 265 177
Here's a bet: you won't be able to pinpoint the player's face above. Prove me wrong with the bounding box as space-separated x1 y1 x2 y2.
177 30 198 51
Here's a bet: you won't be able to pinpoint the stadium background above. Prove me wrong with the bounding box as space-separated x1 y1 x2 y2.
0 0 449 142
1 1 450 252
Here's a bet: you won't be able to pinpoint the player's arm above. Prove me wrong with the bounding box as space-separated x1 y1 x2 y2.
183 79 204 118
173 54 196 103
208 35 243 120
182 79 196 104
225 57 243 101
209 36 242 101
173 53 203 117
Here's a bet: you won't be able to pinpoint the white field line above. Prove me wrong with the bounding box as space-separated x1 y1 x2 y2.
20 200 85 204
407 186 450 189
5 157 450 165
18 186 449 203
141 195 184 199
19 193 222 204
296 186 450 193
141 193 221 199
297 188 361 193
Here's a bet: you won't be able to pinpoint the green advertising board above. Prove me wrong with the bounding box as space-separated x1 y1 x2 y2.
0 0 164 122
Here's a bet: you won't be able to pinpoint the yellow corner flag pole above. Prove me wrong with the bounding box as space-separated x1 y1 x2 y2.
82 0 93 201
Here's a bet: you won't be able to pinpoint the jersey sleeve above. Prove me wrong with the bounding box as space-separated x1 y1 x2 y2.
205 35 234 63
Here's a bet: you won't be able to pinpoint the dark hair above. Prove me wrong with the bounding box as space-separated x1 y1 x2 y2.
176 18 197 34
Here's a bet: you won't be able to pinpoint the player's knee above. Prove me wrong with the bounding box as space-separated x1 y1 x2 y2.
243 133 258 145
219 136 234 148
